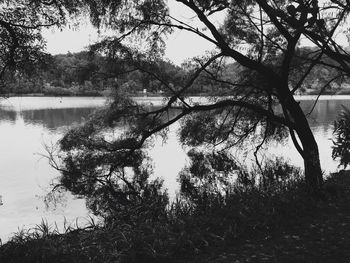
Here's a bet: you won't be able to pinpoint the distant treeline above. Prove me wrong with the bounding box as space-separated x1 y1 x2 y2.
3 48 350 96
1 51 187 96
0 50 257 97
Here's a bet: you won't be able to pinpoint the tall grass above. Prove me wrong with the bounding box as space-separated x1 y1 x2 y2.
0 161 343 263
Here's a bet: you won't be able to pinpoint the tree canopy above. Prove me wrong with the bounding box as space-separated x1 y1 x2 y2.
3 0 350 219
0 0 87 92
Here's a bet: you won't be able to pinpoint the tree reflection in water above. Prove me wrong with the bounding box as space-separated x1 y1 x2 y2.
0 108 97 130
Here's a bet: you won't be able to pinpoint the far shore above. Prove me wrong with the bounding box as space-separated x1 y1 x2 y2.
4 93 350 105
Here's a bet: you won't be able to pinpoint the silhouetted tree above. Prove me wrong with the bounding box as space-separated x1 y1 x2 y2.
14 1 350 213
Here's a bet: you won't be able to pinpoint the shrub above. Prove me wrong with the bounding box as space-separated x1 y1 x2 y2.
332 105 350 168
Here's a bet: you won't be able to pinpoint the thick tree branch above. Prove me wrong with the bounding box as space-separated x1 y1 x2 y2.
256 0 292 41
176 0 278 80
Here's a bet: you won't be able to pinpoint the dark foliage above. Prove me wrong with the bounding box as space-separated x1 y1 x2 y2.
0 0 86 92
333 106 350 168
1 167 347 263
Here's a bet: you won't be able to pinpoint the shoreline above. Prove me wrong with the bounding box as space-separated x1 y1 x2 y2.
133 95 350 106
4 94 350 102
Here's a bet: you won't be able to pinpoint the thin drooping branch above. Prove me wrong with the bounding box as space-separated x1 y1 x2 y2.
255 0 292 41
132 63 191 108
294 8 350 75
258 6 265 62
291 51 325 94
109 97 293 170
143 19 218 46
220 117 260 152
254 119 270 173
306 74 344 116
214 106 243 147
295 55 344 72
177 0 278 80
235 2 286 52
146 53 224 109
201 67 261 91
5 21 58 29
188 100 292 128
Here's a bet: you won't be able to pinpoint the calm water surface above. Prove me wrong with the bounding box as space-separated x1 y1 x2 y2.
0 97 107 242
0 96 348 242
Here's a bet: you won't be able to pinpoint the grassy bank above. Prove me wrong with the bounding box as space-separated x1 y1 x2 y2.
0 170 349 263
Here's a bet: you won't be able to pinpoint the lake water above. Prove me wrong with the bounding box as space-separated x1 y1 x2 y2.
0 96 348 242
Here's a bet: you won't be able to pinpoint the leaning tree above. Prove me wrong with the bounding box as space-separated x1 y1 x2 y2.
49 0 350 215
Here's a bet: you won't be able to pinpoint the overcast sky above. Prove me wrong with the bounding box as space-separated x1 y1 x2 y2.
42 1 220 65
42 1 349 65
42 23 215 65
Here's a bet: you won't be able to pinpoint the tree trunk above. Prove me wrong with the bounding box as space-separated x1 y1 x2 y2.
301 137 323 191
284 95 323 191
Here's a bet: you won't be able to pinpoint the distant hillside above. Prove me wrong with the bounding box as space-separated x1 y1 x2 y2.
3 47 350 96
2 51 184 96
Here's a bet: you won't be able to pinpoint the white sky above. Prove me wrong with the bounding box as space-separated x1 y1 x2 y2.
43 24 215 65
42 1 218 65
42 1 349 65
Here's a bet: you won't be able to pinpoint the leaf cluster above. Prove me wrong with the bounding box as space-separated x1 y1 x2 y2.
332 105 350 168
55 92 170 221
